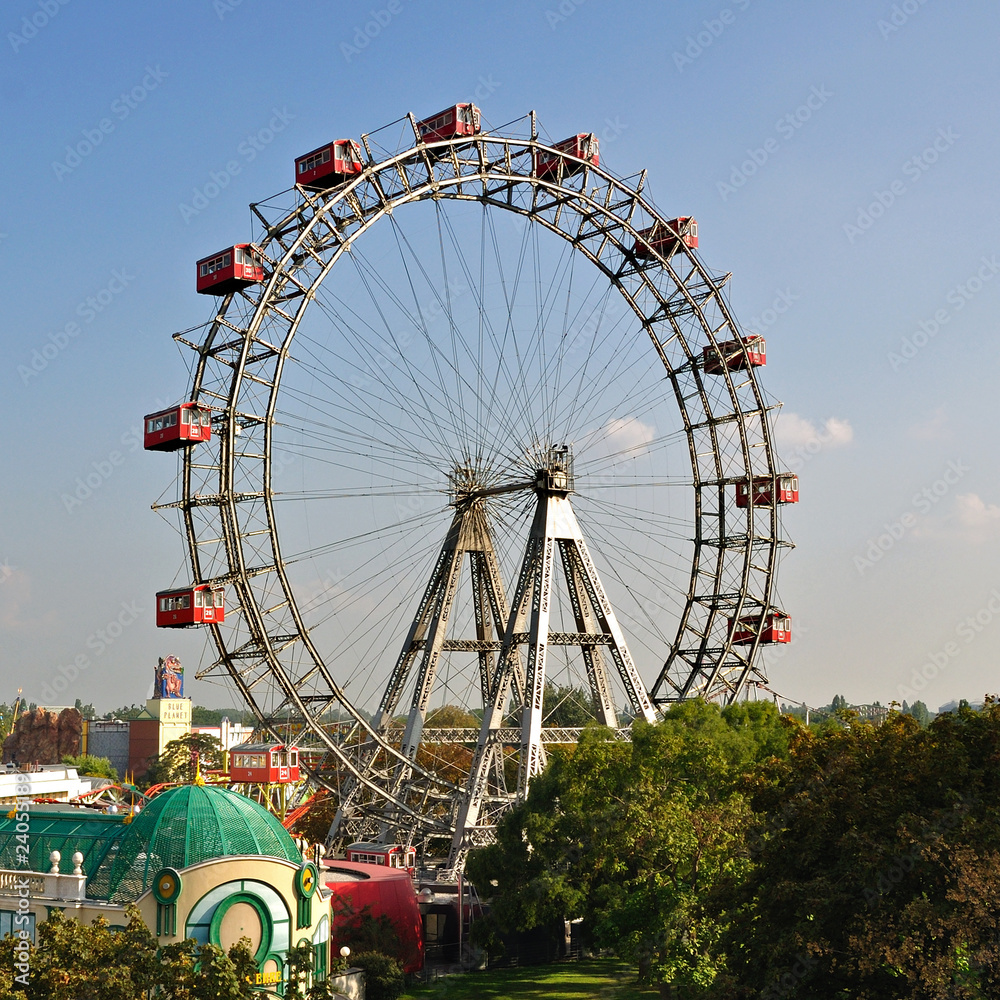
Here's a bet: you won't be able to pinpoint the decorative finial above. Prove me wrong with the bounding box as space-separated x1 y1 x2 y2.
49 850 61 874
72 851 84 876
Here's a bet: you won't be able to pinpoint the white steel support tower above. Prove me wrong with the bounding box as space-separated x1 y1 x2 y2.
446 447 656 873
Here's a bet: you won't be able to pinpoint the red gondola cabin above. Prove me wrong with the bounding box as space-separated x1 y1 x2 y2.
416 104 481 143
196 244 264 295
156 584 225 628
345 842 417 874
228 743 300 783
295 139 364 189
634 217 699 258
703 336 766 375
143 403 212 452
730 611 791 645
735 475 799 507
534 133 600 178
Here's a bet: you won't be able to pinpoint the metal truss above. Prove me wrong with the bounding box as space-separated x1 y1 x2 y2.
168 110 789 870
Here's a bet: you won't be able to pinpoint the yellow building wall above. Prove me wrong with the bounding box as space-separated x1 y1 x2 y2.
144 698 192 756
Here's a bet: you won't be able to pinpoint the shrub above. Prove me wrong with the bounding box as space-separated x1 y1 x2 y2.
351 951 404 1000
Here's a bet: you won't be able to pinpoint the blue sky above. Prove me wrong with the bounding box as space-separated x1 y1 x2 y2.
2 0 999 716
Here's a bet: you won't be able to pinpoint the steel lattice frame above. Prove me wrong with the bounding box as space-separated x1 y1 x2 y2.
170 112 787 864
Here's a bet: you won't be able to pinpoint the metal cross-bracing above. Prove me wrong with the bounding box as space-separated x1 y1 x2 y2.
164 109 791 871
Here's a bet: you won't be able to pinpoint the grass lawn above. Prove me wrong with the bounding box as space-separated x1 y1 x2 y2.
401 958 660 1000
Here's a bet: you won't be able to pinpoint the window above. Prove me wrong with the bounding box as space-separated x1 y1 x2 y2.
194 590 204 608
0 910 35 942
159 598 168 612
289 750 298 767
299 148 332 173
180 595 190 609
271 753 279 767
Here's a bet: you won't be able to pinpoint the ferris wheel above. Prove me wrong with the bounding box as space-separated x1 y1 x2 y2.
150 106 795 873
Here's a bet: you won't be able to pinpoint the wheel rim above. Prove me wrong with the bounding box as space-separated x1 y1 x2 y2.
173 116 786 862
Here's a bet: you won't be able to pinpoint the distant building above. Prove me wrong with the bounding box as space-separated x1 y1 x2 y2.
0 765 106 807
190 718 255 751
127 696 193 778
852 704 890 725
82 720 131 776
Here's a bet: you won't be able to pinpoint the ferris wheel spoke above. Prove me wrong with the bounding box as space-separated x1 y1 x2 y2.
173 120 787 869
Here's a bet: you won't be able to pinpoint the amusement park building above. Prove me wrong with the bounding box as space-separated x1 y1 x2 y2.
0 784 332 994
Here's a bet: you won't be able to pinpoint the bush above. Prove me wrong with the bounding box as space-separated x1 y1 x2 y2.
351 951 404 1000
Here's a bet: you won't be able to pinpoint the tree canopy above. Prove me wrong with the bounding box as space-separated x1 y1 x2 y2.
62 753 118 780
144 732 225 786
467 699 793 991
469 700 1000 997
0 905 257 1000
713 704 1000 999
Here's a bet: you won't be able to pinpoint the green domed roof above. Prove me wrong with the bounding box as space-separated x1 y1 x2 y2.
89 784 303 902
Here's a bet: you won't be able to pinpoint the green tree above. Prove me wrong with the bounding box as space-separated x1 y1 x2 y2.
468 699 793 994
713 704 1000 998
144 733 225 786
542 682 599 727
350 952 403 1000
0 905 258 1000
104 704 145 721
158 938 257 1000
62 753 118 780
12 904 159 1000
74 698 96 719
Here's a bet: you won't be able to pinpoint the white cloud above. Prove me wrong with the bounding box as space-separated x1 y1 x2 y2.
598 416 657 456
775 413 853 451
954 493 1000 530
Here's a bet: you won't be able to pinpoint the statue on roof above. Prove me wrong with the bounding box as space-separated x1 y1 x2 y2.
155 656 184 699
